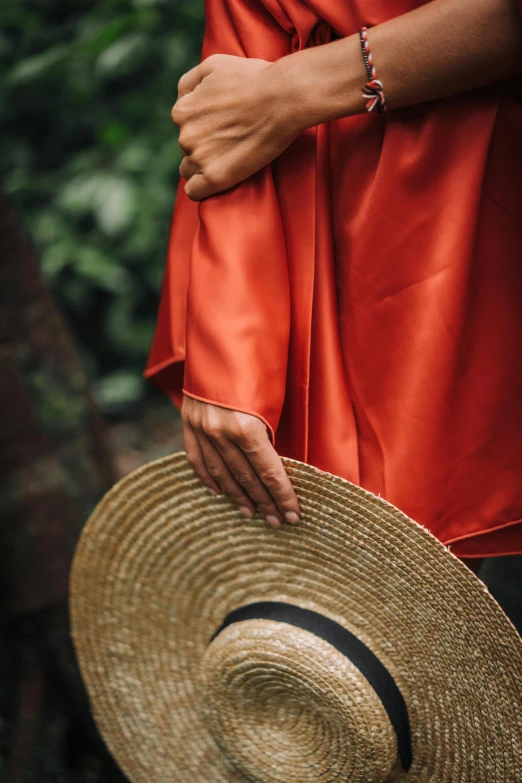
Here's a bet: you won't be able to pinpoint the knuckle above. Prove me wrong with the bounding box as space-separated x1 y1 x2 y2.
203 422 224 440
207 464 222 480
204 53 221 68
234 413 263 436
204 412 226 440
206 427 224 442
190 416 204 432
177 74 188 94
233 470 255 488
233 422 256 446
171 102 183 125
259 468 283 486
178 130 192 150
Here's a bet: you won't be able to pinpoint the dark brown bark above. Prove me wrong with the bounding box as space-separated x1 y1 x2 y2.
0 187 126 781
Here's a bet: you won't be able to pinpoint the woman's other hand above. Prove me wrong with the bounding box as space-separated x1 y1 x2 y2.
172 54 300 202
182 394 300 529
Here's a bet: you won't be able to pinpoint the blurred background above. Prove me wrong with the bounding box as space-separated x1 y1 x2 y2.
1 0 205 444
0 1 204 780
0 2 521 782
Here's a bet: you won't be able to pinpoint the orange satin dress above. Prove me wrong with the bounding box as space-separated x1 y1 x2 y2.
145 0 522 559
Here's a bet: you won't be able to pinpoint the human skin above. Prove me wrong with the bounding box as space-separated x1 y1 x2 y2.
175 0 522 527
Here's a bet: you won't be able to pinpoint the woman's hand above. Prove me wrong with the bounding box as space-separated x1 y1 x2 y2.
182 394 301 528
172 54 300 202
172 0 522 205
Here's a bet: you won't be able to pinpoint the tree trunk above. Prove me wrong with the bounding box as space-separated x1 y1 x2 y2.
0 187 127 782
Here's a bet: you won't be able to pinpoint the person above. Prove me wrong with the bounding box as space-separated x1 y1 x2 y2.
146 0 522 573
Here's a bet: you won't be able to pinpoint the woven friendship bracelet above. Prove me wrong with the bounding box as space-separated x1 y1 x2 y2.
359 27 387 116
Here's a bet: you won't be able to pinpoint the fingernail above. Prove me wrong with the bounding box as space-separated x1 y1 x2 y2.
266 515 281 528
285 511 300 525
239 506 254 519
207 487 219 496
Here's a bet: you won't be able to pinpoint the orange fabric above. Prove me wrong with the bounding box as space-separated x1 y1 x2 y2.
145 0 522 558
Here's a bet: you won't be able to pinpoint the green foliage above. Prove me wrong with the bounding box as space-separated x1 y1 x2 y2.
0 0 204 412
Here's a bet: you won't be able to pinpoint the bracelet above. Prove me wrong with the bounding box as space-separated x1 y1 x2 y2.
359 27 387 116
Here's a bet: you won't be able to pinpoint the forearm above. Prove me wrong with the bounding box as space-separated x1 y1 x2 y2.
274 0 522 131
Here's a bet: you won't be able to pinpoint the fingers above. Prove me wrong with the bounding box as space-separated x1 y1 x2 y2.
177 54 230 99
182 396 300 528
177 63 205 99
184 172 220 202
196 432 257 521
238 433 301 524
183 419 220 495
179 155 200 182
208 436 284 528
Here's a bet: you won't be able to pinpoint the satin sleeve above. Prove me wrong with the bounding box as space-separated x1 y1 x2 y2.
144 0 295 442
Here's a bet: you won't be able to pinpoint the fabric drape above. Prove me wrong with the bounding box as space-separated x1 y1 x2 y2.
146 0 522 558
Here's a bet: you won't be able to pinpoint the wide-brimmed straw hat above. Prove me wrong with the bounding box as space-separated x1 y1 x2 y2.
70 452 522 783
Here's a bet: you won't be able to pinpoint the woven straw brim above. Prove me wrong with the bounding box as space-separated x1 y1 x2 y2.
70 453 522 783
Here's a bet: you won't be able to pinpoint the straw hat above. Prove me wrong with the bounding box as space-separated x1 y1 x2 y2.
70 452 522 783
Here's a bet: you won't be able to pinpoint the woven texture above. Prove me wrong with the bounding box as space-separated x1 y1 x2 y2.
70 452 522 782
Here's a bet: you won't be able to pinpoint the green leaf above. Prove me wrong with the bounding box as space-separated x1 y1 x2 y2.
94 174 138 235
118 142 152 173
94 370 146 409
57 172 106 216
42 240 76 278
75 246 129 292
95 34 148 78
0 0 205 403
5 45 69 84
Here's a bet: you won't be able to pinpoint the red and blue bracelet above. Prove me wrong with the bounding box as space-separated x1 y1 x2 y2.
359 27 387 116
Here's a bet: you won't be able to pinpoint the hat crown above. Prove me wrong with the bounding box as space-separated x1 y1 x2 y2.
201 618 398 782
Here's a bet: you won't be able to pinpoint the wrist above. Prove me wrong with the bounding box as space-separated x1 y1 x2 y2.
267 35 368 133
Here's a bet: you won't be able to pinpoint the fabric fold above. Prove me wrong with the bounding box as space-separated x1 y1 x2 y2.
145 0 298 440
146 0 522 558
183 170 291 441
